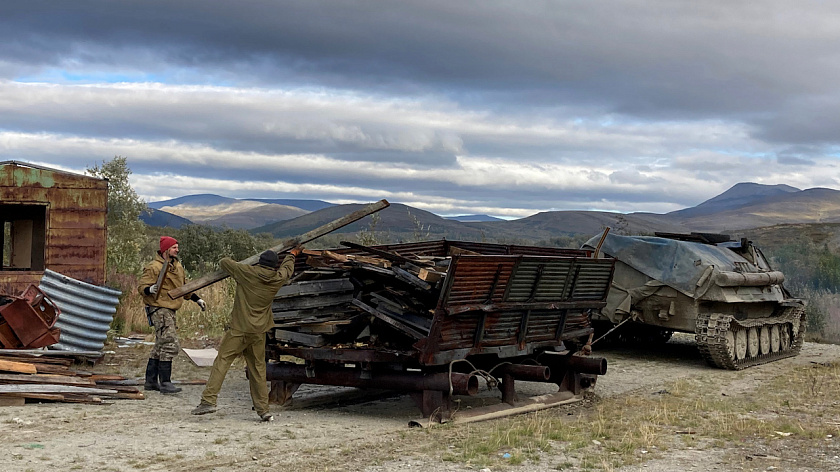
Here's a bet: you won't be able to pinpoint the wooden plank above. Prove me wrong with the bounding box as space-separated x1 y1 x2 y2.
0 360 38 374
0 373 95 386
0 384 118 394
393 267 432 291
339 241 414 265
0 393 64 401
418 268 446 283
272 293 354 311
169 199 390 298
273 329 326 347
274 279 354 298
351 299 425 340
0 355 73 365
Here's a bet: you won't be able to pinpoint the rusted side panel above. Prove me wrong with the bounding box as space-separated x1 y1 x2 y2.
48 228 106 245
0 186 106 210
446 258 517 305
418 255 615 365
0 163 107 190
0 274 41 292
47 246 106 265
0 162 108 292
49 210 107 230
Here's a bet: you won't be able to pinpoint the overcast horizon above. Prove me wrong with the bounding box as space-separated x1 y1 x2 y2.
2 1 839 218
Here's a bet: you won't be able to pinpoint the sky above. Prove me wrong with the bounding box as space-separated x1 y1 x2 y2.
2 1 840 219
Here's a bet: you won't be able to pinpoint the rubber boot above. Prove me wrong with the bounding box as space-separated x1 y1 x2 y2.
144 358 160 391
158 360 182 394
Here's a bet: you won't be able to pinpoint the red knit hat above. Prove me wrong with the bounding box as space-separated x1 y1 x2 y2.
160 236 178 253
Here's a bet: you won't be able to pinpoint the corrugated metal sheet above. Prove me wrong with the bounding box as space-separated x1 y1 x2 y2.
39 269 121 352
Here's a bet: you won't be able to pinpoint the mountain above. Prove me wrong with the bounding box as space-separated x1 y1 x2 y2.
245 198 334 212
148 194 236 210
145 183 840 243
445 214 504 222
676 187 840 232
140 208 193 228
251 203 489 240
146 194 324 229
160 200 309 229
669 183 800 218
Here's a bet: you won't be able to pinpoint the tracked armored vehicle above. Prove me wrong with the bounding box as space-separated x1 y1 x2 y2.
583 232 806 370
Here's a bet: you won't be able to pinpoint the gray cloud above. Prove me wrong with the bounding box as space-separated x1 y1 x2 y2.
2 1 840 217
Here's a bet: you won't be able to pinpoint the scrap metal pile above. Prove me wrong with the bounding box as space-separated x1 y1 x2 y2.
271 241 453 349
265 239 616 422
0 285 61 349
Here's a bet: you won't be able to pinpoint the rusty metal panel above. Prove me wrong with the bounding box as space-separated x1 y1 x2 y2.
445 257 517 305
0 161 108 293
0 161 108 190
49 210 107 230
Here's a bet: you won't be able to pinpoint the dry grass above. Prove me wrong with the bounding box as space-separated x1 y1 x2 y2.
108 272 236 338
421 362 840 471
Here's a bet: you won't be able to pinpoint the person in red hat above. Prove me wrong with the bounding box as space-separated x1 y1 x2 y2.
138 236 206 394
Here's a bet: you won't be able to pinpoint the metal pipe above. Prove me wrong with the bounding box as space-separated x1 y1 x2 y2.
493 364 551 382
540 353 608 375
265 363 479 396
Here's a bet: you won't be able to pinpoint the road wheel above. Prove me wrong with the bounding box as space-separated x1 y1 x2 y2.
747 327 760 358
734 329 748 360
770 325 781 353
759 326 771 355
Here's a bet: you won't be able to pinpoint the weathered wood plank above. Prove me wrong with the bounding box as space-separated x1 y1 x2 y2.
0 384 119 394
0 373 95 386
273 329 326 347
0 360 38 374
351 299 425 340
274 279 354 298
169 199 390 298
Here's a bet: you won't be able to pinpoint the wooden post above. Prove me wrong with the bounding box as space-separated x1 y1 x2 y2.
169 199 390 298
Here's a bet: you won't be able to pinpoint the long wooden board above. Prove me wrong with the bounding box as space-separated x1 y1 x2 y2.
169 199 389 298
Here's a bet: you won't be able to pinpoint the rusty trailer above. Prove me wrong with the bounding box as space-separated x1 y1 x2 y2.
266 240 615 423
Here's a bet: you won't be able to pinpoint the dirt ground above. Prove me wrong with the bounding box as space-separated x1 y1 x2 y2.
1 336 840 472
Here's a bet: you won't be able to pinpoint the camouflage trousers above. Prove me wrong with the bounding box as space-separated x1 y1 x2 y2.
149 307 180 362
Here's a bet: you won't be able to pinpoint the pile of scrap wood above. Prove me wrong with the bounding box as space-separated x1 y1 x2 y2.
272 241 451 349
0 352 143 405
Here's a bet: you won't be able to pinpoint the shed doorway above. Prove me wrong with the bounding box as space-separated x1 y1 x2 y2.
0 204 47 271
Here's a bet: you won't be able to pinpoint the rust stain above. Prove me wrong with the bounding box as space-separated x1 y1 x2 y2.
0 162 108 294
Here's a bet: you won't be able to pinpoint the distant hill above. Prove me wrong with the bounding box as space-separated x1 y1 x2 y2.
146 194 324 229
148 194 235 210
245 198 334 212
669 183 800 218
145 183 840 243
251 203 489 240
445 214 504 222
140 208 193 228
673 187 840 232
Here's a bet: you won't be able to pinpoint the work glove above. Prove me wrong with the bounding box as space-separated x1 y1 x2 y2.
147 284 158 295
196 298 207 311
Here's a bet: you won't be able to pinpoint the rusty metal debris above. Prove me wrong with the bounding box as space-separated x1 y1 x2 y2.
266 239 616 423
0 285 61 349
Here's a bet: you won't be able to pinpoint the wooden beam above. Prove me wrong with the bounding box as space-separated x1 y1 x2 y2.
273 329 326 347
0 359 38 374
170 199 390 298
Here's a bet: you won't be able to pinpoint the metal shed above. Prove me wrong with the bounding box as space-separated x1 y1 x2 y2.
0 161 108 295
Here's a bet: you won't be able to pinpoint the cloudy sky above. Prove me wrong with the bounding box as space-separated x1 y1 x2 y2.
2 1 839 218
